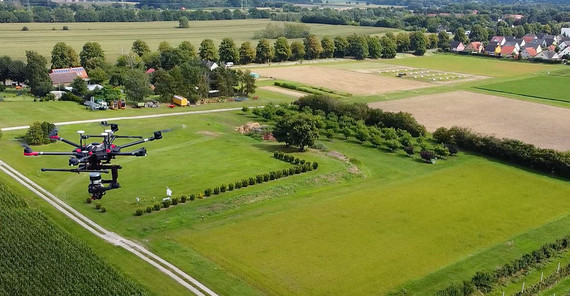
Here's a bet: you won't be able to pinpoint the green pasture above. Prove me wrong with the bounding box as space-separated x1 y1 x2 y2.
0 20 400 62
476 75 570 104
0 84 295 128
2 110 570 295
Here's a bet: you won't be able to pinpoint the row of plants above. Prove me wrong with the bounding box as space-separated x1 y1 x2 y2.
436 236 570 296
513 262 570 296
134 154 318 216
273 81 347 98
433 126 570 179
0 180 146 295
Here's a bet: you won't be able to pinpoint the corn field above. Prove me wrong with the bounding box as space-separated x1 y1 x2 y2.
0 180 147 295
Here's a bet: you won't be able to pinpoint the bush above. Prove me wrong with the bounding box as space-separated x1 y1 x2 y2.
420 150 435 163
235 181 242 189
248 177 255 185
197 193 204 199
213 187 220 195
404 145 414 156
241 179 248 187
172 197 179 205
95 203 101 210
189 194 195 201
86 197 92 204
256 175 264 183
283 168 290 176
220 184 226 192
162 199 171 208
153 203 161 211
301 164 308 172
180 195 187 203
146 207 152 213
275 170 283 179
100 207 106 213
295 166 302 174
62 26 69 30
294 158 300 164
60 92 83 103
204 188 212 196
228 183 234 191
135 209 143 216
21 26 28 31
289 167 295 175
263 173 270 182
312 162 319 170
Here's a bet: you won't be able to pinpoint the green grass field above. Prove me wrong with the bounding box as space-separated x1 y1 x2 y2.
2 110 569 295
0 20 400 62
475 75 570 103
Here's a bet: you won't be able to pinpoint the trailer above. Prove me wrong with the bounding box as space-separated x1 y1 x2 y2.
172 95 188 106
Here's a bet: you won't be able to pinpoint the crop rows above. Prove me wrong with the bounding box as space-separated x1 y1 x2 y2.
0 180 147 295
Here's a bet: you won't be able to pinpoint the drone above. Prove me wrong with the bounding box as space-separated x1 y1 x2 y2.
23 121 166 200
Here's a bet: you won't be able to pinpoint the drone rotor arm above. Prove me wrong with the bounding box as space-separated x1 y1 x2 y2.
49 136 82 149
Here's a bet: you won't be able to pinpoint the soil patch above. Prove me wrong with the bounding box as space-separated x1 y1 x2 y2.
369 91 570 151
252 65 431 95
197 131 220 137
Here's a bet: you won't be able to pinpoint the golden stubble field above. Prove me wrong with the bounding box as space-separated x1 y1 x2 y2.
369 90 570 151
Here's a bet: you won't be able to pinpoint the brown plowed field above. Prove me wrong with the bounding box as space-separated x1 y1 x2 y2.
253 65 431 95
369 91 570 151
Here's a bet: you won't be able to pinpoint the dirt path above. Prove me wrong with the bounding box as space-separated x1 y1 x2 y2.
260 86 307 98
369 91 570 151
0 160 218 296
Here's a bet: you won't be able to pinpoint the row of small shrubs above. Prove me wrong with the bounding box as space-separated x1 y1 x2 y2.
135 153 319 216
436 236 570 296
433 126 570 179
274 81 336 97
513 262 570 296
273 151 319 169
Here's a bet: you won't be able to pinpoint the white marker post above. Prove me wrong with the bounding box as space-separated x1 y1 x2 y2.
540 271 543 282
521 281 525 293
558 262 561 273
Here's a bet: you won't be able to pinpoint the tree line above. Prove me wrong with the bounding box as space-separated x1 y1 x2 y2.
433 126 570 179
0 4 271 23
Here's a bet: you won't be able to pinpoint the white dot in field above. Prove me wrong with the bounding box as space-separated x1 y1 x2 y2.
181 124 187 129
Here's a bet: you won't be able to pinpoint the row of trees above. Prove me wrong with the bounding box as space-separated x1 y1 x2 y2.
437 236 570 296
433 126 570 178
0 4 271 23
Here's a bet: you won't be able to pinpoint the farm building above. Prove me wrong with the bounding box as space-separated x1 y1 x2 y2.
49 67 89 87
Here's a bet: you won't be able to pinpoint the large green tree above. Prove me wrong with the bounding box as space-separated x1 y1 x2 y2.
132 39 151 57
50 42 79 69
239 42 256 65
218 37 239 64
8 60 26 85
469 25 488 42
273 113 320 151
333 36 349 58
79 42 105 70
178 16 189 28
178 41 196 59
320 35 335 58
303 34 323 60
347 34 368 60
380 36 397 58
367 36 382 59
255 38 274 63
199 39 219 61
0 56 11 85
396 32 410 52
410 31 427 56
25 50 52 97
453 27 469 44
290 41 305 61
273 37 292 62
123 68 152 102
437 31 450 51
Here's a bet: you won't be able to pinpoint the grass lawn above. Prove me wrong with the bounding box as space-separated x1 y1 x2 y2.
475 75 570 103
0 20 400 62
2 110 570 295
0 84 296 128
377 54 560 77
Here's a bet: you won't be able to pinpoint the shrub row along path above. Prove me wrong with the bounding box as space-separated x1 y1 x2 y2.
369 91 570 151
0 159 218 296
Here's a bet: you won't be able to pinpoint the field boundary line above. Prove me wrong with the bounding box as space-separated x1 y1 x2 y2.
473 87 570 105
0 159 218 296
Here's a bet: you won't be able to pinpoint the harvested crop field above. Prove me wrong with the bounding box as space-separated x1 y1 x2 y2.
253 65 431 95
259 86 306 98
369 91 570 151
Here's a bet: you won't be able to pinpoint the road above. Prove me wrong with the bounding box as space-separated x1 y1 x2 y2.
0 108 249 295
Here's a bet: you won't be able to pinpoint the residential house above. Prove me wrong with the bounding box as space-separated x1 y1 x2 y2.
449 41 465 52
484 42 501 56
523 34 537 44
490 36 506 45
500 46 519 58
559 46 570 58
526 39 547 48
520 47 539 59
49 67 89 87
524 43 543 55
534 51 560 61
201 60 219 71
558 40 570 51
503 41 521 51
463 41 484 53
562 28 570 38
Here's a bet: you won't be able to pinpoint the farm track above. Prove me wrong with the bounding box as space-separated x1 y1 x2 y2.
0 159 218 296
